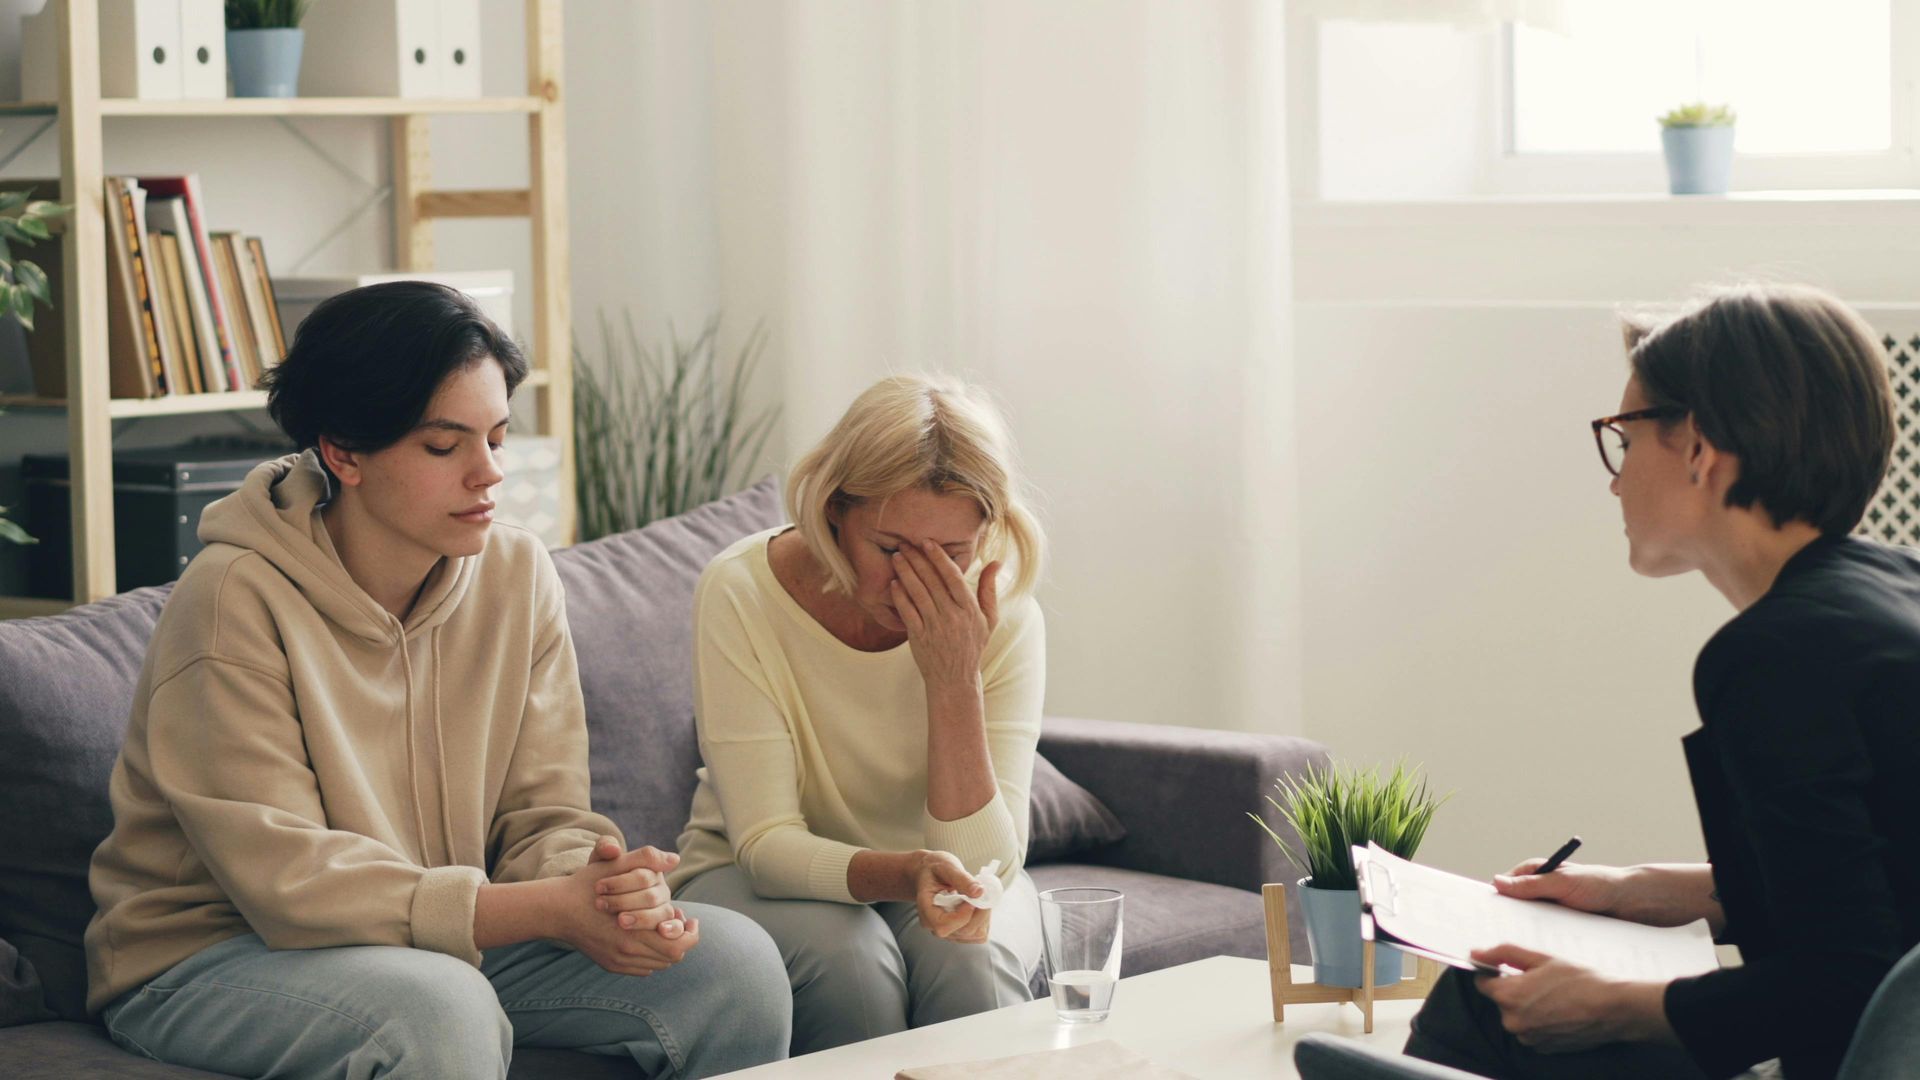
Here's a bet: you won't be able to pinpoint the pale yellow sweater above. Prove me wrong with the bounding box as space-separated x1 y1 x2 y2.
84 452 620 1014
670 528 1045 902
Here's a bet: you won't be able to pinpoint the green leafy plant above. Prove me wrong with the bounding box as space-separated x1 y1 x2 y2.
573 314 779 541
225 0 311 30
1659 102 1736 128
1249 759 1448 891
0 186 66 545
0 189 68 333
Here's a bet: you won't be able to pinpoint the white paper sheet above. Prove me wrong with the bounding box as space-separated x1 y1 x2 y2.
1355 843 1720 982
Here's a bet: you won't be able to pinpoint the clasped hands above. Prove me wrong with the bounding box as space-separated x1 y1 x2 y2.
561 835 699 977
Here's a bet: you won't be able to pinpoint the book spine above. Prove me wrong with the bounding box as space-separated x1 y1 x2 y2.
115 184 168 394
178 179 243 392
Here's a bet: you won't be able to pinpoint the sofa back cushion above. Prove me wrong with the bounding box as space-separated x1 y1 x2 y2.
0 585 173 1020
551 477 785 849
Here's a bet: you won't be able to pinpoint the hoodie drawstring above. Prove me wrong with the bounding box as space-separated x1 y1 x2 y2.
430 629 458 864
399 630 434 862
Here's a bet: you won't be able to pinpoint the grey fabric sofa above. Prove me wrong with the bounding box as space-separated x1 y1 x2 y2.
0 477 1327 1078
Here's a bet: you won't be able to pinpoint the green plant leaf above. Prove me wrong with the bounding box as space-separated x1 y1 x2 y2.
7 284 35 329
0 510 36 545
0 191 29 213
15 259 49 304
11 215 48 241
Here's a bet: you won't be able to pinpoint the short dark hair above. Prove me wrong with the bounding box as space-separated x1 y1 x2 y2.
1623 284 1894 537
261 280 529 457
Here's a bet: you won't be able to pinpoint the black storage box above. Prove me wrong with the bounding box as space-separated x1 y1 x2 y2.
24 438 294 599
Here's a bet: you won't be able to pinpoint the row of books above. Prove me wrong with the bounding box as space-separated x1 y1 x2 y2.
104 175 287 399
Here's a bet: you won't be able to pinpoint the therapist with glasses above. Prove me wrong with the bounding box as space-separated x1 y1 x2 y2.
1389 285 1920 1080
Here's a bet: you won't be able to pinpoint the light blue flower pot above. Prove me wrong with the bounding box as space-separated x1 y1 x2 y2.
1661 124 1735 195
227 28 303 98
1297 878 1404 989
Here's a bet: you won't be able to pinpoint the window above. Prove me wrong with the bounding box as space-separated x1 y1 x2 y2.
1511 1 1893 156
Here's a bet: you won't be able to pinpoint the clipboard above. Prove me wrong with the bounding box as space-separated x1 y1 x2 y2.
1354 844 1505 976
1349 842 1719 986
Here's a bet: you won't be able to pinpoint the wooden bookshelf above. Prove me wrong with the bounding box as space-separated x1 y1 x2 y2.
2 0 574 615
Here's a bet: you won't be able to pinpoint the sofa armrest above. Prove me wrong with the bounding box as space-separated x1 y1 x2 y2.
1038 715 1328 895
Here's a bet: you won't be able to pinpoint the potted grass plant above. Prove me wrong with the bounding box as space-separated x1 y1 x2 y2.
1250 759 1446 988
572 313 779 541
226 0 309 98
1659 102 1737 195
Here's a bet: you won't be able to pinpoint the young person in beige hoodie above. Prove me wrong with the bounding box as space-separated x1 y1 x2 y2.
84 282 790 1078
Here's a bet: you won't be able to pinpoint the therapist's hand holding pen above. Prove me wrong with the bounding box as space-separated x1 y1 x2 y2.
1489 835 1633 918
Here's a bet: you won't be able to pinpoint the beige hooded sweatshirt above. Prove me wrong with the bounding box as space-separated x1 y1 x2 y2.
84 451 620 1014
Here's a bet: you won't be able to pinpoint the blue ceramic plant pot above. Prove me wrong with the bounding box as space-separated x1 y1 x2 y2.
1297 878 1404 989
227 28 303 98
1661 124 1735 195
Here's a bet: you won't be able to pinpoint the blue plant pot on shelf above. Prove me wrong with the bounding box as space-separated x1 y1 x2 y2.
1661 124 1735 195
1297 878 1404 989
227 28 303 98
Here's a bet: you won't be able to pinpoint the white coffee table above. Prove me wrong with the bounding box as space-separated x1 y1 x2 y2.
716 956 1424 1078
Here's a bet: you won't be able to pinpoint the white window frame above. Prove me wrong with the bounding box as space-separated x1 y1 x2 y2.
1482 4 1920 196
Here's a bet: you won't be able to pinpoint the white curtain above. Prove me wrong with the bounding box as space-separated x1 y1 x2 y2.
570 0 1302 735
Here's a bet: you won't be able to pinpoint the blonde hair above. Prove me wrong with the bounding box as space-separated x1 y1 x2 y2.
786 374 1046 599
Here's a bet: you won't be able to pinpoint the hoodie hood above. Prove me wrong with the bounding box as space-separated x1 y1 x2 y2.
197 450 475 644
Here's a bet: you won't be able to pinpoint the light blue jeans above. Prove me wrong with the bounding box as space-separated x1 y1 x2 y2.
100 903 791 1079
677 864 1042 1056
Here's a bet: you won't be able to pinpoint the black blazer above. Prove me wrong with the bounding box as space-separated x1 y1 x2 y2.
1664 536 1920 1080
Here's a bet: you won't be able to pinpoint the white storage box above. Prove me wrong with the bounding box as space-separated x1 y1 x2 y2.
274 269 515 342
300 0 482 99
21 0 226 102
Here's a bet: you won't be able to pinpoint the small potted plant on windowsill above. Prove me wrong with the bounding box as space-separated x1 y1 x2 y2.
1250 759 1447 989
226 0 310 98
1659 102 1737 196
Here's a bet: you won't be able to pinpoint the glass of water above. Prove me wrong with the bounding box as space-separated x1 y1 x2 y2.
1039 887 1123 1023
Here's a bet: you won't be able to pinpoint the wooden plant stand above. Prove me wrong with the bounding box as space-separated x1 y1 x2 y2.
1262 882 1442 1033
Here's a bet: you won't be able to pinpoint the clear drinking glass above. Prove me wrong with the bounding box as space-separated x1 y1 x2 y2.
1039 887 1123 1023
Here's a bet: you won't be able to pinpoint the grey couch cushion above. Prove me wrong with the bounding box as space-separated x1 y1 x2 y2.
0 585 174 1021
1025 863 1268 997
550 477 785 849
1027 753 1126 862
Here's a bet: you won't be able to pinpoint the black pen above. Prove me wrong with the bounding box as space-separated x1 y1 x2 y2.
1532 836 1582 875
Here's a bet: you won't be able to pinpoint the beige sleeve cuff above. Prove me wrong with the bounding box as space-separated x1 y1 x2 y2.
924 799 1023 881
535 843 594 882
803 842 863 904
410 865 488 966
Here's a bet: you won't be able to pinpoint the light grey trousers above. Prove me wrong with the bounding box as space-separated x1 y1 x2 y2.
677 863 1043 1056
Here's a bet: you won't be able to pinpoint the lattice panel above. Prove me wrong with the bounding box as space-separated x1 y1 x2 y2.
1860 333 1920 547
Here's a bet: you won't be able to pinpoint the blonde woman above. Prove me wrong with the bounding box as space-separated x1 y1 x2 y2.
670 374 1048 1053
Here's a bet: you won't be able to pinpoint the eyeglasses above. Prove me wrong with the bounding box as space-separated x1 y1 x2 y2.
1590 406 1687 477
